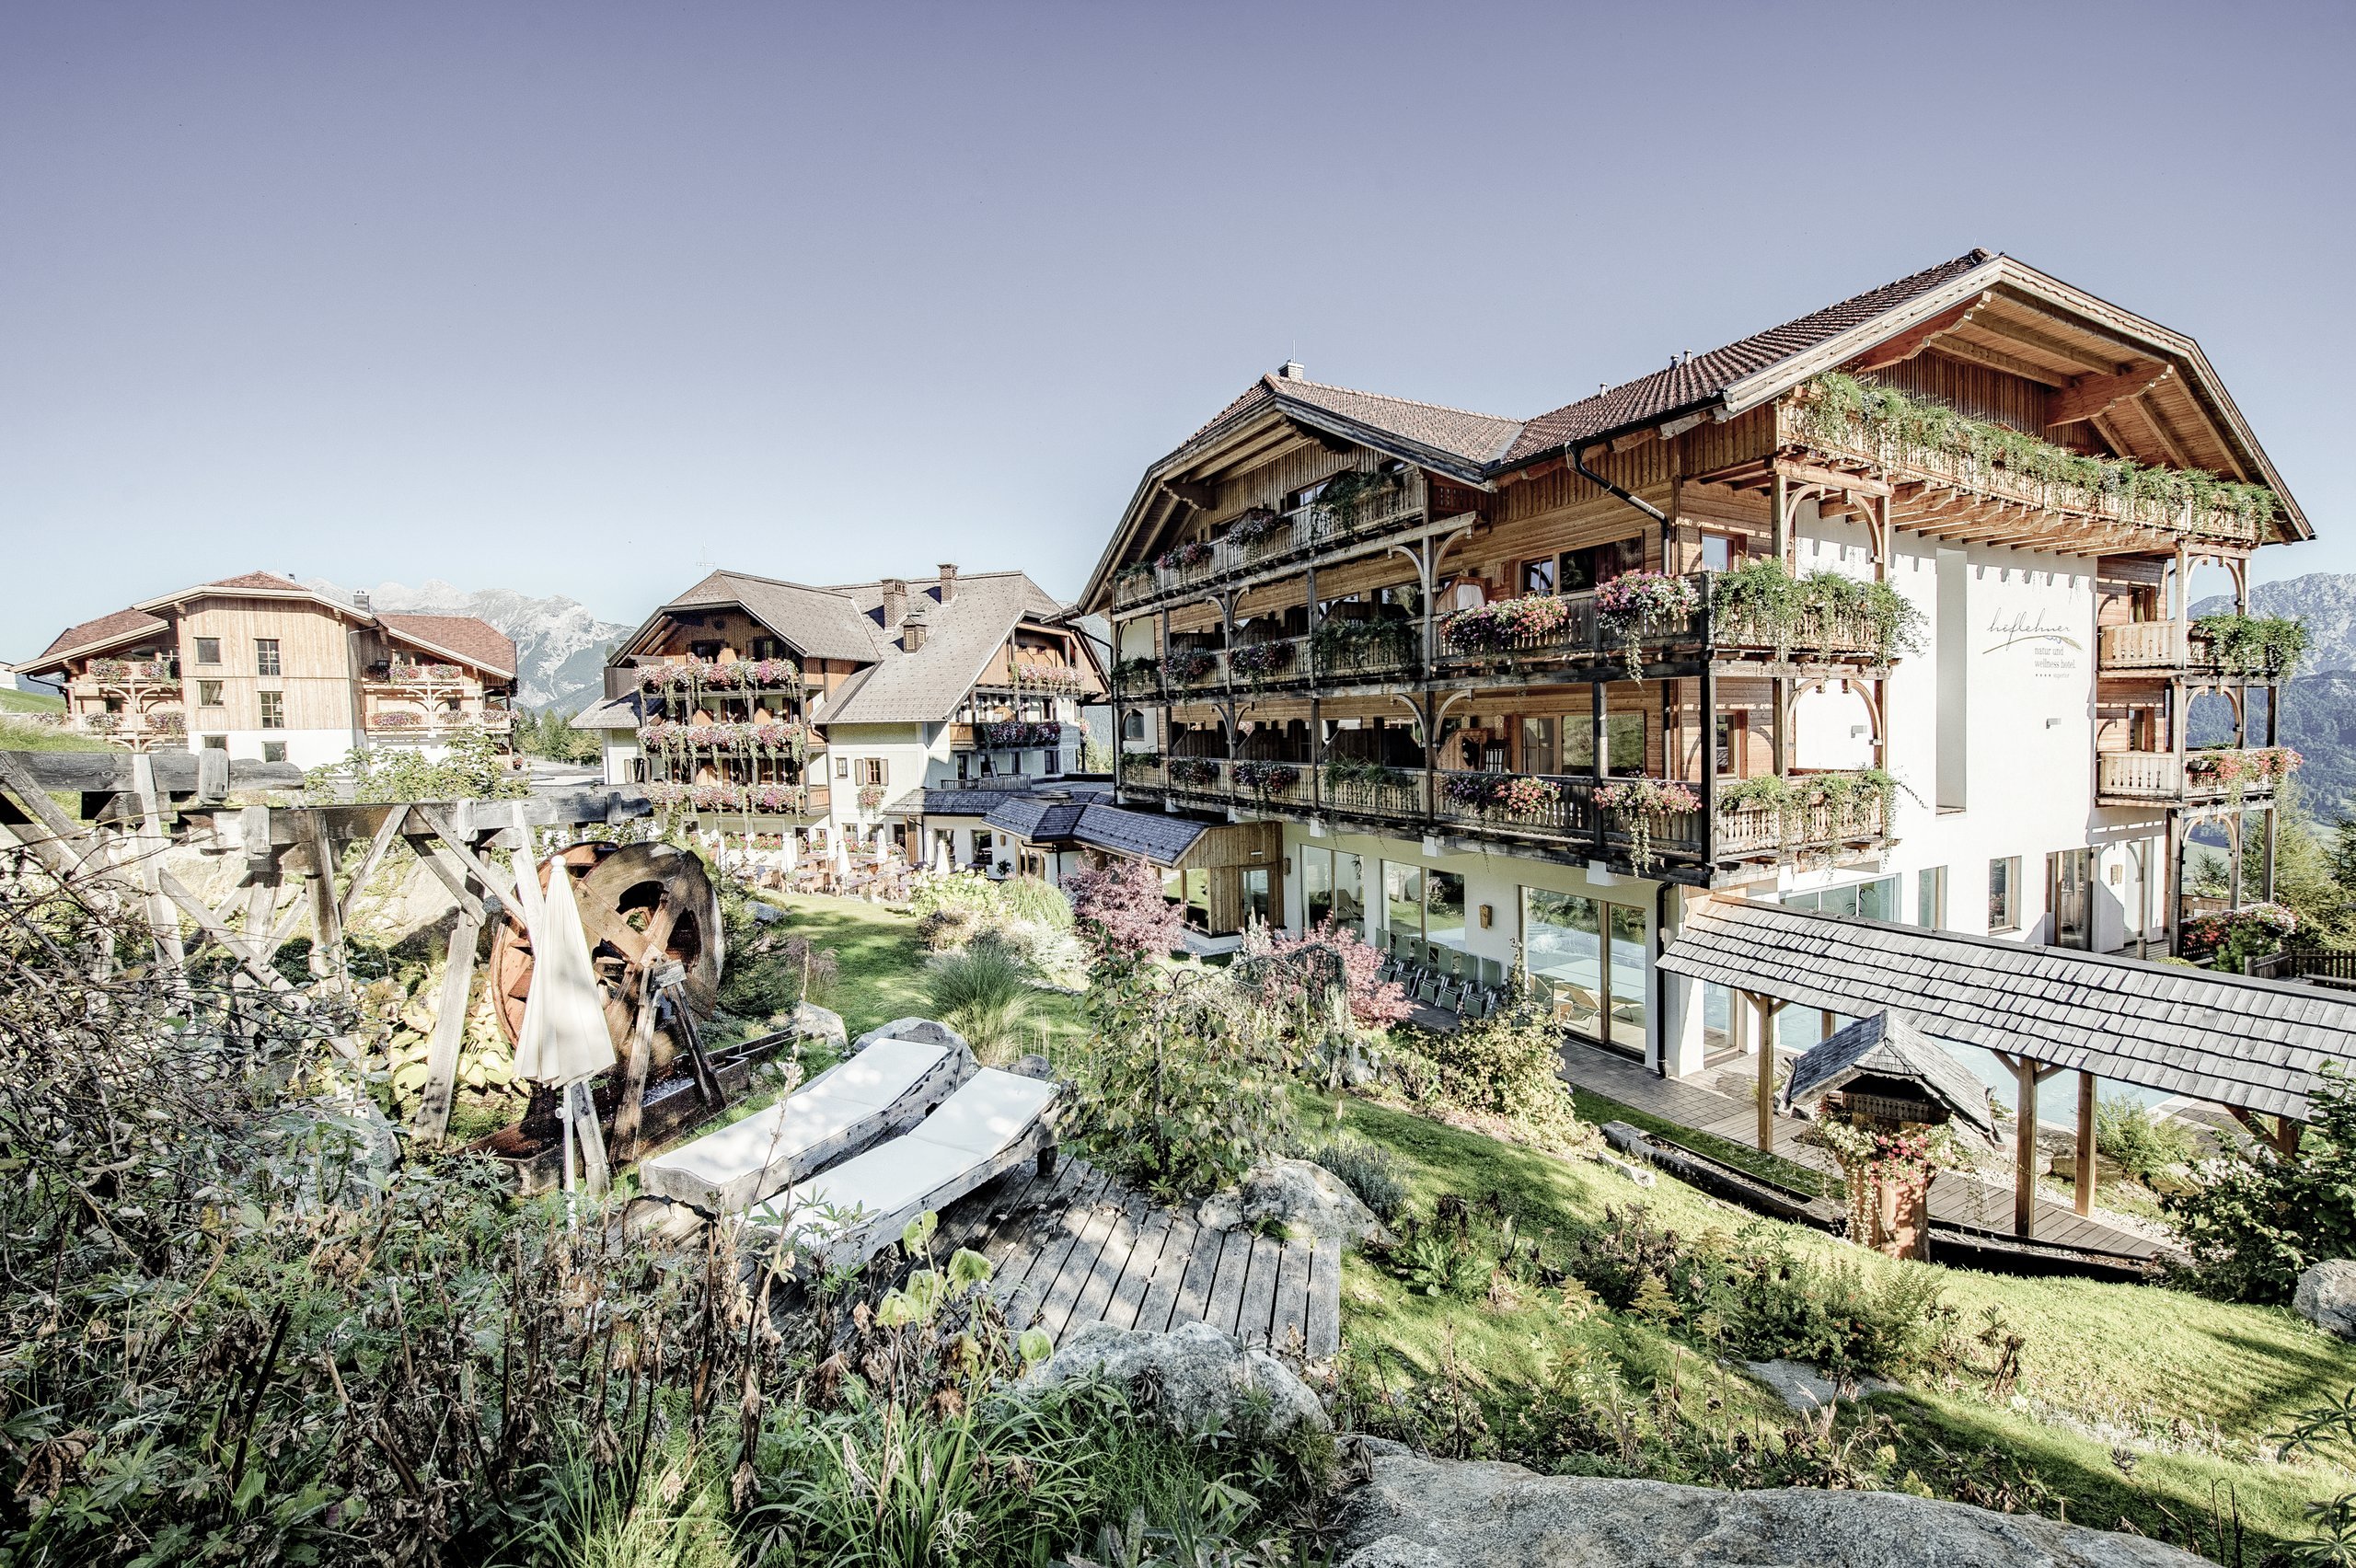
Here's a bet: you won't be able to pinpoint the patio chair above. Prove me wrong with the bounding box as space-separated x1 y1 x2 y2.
750 1068 1063 1273
640 1033 974 1214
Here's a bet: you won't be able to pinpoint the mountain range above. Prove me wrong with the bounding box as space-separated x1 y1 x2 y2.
306 578 633 713
2196 571 2356 819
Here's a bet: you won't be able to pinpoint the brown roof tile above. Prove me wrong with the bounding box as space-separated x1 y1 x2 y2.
379 613 517 679
1502 250 1996 462
205 571 307 592
30 607 169 667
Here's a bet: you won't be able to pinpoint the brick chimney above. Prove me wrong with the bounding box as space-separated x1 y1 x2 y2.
938 563 959 604
881 577 907 628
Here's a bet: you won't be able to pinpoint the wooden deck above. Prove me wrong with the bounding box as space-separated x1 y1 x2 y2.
1559 1040 2165 1260
935 1157 1342 1358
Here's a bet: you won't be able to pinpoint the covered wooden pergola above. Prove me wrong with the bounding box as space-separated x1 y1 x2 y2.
1660 898 2356 1238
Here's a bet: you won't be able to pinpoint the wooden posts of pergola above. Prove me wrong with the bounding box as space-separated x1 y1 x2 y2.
1727 987 1788 1152
1989 1050 2066 1239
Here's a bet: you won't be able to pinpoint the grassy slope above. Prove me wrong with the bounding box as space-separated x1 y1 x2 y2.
1312 1090 2356 1552
0 689 66 716
0 713 110 752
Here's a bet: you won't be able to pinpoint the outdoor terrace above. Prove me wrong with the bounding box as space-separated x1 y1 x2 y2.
2095 747 2288 808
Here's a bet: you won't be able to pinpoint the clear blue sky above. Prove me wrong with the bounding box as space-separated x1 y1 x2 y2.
6 0 2351 646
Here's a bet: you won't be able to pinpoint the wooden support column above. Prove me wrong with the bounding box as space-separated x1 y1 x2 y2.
1753 995 1786 1152
1819 1008 1836 1041
1993 1052 2063 1239
413 867 486 1143
2074 1070 2096 1217
129 751 185 974
300 809 345 984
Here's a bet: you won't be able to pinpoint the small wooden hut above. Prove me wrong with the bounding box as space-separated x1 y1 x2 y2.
1784 1011 1997 1259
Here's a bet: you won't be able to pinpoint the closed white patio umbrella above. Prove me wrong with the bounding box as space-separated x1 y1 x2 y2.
511 811 619 1199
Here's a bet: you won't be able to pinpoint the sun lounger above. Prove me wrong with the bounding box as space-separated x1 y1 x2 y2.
748 1067 1062 1272
639 1034 974 1213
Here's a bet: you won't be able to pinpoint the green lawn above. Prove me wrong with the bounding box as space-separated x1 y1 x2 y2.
0 688 65 716
1570 1086 1837 1200
1311 1089 2356 1554
0 713 110 752
725 893 1092 1059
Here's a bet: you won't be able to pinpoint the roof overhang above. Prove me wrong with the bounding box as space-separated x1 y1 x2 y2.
133 582 377 621
380 624 515 681
613 595 814 663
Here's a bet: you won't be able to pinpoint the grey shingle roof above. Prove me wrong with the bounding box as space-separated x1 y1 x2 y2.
1069 803 1207 866
917 789 1007 817
1190 375 1525 476
823 571 1068 726
666 569 886 663
983 797 1055 838
571 691 645 732
1661 899 2356 1122
1784 1012 1999 1145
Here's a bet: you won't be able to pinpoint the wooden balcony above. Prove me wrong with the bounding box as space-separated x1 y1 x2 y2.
2096 748 2283 808
1112 472 1431 610
365 709 514 740
1122 759 1889 883
1779 399 2269 550
2097 622 2290 680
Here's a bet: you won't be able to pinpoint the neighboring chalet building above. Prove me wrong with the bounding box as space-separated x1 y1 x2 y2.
1081 249 2316 1081
24 572 516 767
576 564 1107 860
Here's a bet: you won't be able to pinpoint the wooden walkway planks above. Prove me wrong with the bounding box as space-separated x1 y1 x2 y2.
938 1158 1338 1355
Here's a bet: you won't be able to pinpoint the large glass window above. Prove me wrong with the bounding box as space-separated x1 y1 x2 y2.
1524 889 1605 1043
1607 713 1645 777
1303 848 1334 928
1522 716 1559 776
1382 862 1422 955
1916 867 1947 928
1425 870 1469 963
1608 904 1647 1051
194 637 221 665
1242 868 1272 928
1333 851 1364 928
1784 875 1898 919
1989 857 2020 932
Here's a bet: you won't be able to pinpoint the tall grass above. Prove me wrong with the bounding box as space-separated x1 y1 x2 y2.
922 940 1034 1063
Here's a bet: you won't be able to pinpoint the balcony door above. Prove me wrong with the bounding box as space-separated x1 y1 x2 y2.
2049 849 2095 951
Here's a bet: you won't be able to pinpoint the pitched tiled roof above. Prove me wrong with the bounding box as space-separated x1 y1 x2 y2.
1502 250 1996 463
1659 898 2356 1121
379 613 517 679
30 606 170 667
1188 374 1524 477
206 571 307 592
666 570 885 664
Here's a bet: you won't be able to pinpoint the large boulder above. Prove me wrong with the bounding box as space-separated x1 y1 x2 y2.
785 1000 847 1050
848 1016 968 1055
2296 1259 2356 1341
1335 1454 2205 1567
1197 1158 1392 1244
1022 1320 1329 1438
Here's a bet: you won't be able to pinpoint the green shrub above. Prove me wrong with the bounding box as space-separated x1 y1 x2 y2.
993 872 1075 931
2095 1101 2200 1184
914 904 980 951
1071 967 1293 1201
908 870 999 918
1416 997 1589 1149
922 940 1034 1064
2165 1068 2356 1302
1298 1136 1409 1221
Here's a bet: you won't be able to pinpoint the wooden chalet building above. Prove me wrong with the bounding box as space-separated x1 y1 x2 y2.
1081 249 2312 1077
577 563 1105 859
24 572 516 767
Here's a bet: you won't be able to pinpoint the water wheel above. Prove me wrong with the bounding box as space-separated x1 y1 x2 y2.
483 840 726 1159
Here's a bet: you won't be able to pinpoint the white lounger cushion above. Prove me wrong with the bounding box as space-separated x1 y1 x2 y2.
639 1036 964 1212
751 1068 1059 1248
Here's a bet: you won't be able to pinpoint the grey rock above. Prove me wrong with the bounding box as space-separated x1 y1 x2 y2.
1348 1435 1416 1459
1741 1357 1897 1412
1197 1158 1394 1244
1011 1053 1056 1081
2296 1259 2356 1340
786 1000 847 1049
848 1015 967 1055
1336 1453 2207 1567
1022 1320 1329 1437
751 901 787 924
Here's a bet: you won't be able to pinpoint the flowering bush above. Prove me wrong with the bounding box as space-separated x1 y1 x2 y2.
1594 778 1702 873
1011 664 1087 695
1442 772 1564 818
2188 746 2302 802
1227 641 1295 682
2181 902 2298 970
636 656 802 692
1226 506 1285 548
147 709 186 733
979 721 1062 749
1238 917 1410 1028
372 709 423 729
1065 855 1185 965
857 784 887 812
1161 647 1219 685
391 662 466 683
87 658 131 681
1596 571 1701 677
1440 594 1569 653
1497 776 1561 816
1111 656 1161 691
1156 539 1214 572
1165 755 1220 788
1230 760 1299 793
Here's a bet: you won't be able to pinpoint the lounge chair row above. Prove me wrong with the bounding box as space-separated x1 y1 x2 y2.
640 1022 1059 1272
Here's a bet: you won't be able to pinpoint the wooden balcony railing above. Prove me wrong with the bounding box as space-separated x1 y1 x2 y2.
2097 621 2290 679
1714 790 1889 858
365 709 515 737
1782 399 2269 549
1113 472 1431 608
2096 748 2285 806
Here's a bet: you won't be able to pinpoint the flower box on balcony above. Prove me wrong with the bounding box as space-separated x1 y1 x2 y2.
1226 506 1285 549
979 721 1063 749
858 785 887 812
1156 540 1215 573
1166 756 1220 788
1441 594 1571 654
1162 647 1219 686
1230 760 1299 793
1227 641 1296 683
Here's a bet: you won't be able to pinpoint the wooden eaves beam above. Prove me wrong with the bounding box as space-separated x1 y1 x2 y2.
2047 363 2174 428
1846 293 1994 373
